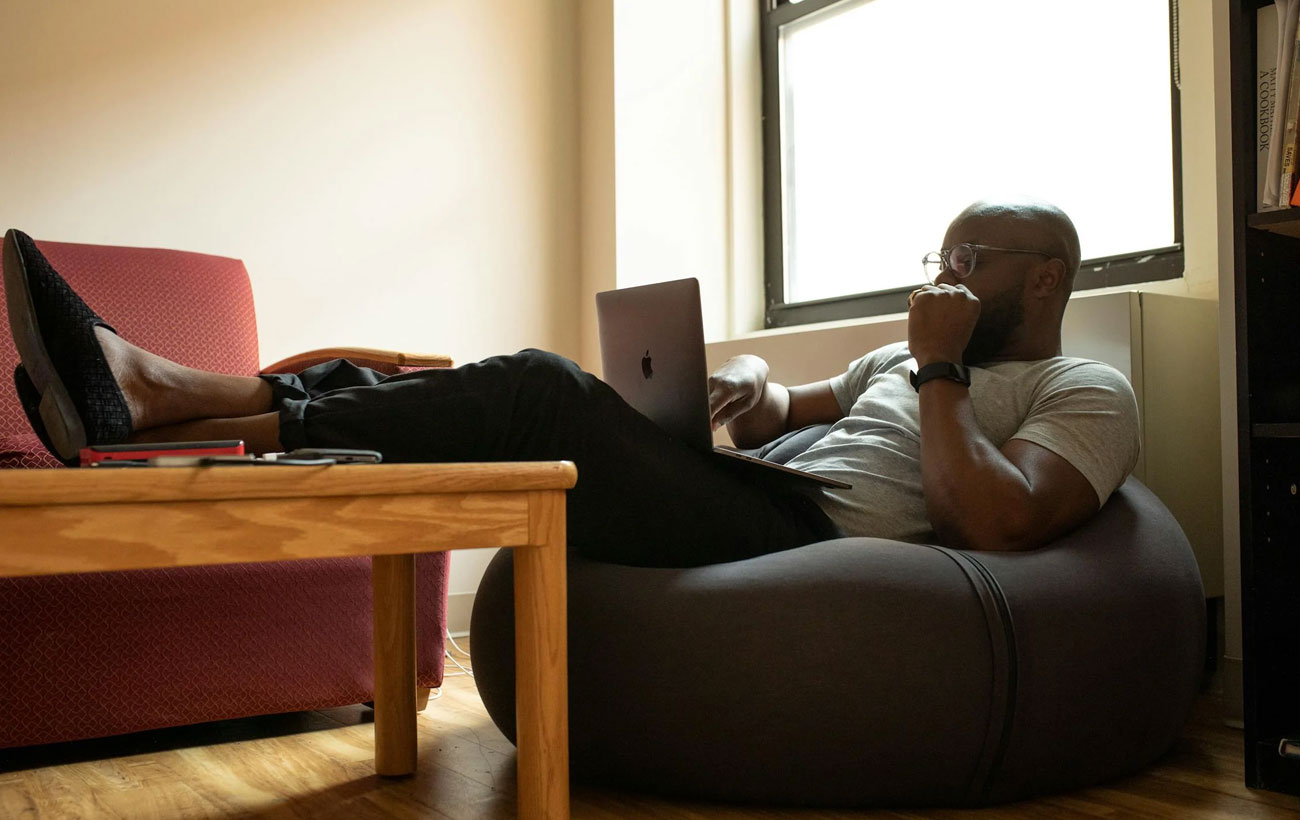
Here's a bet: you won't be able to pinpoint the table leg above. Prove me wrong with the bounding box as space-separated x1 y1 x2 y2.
373 553 417 776
515 490 569 820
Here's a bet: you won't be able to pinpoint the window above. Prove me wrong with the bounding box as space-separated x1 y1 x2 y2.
761 0 1183 327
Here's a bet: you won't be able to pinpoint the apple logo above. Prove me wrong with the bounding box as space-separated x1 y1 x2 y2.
641 349 653 379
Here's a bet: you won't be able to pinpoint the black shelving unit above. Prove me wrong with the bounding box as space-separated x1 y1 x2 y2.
1232 0 1300 795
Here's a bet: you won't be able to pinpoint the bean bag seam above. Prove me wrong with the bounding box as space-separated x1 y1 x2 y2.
925 545 1019 805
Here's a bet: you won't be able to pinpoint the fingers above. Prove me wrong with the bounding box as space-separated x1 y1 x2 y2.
709 388 757 430
909 283 973 306
708 376 750 415
707 384 739 430
912 283 967 296
706 383 733 415
710 397 747 431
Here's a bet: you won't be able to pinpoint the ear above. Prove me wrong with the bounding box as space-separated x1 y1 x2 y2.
1029 258 1066 298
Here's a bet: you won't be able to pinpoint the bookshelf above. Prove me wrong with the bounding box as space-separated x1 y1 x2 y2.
1247 209 1300 237
1232 0 1300 796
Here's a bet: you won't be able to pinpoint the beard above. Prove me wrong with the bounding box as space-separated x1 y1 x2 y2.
962 287 1025 365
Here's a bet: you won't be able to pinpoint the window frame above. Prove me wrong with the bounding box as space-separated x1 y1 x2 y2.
759 0 1185 329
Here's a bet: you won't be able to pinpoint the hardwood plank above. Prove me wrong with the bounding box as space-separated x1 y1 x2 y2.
0 492 533 576
0 461 577 507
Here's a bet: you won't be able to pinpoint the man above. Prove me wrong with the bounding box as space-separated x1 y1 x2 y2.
709 198 1138 552
2 198 1137 567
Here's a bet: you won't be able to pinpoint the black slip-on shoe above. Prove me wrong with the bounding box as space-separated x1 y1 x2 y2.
3 229 132 463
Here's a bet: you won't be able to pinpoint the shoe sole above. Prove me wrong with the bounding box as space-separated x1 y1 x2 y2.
2 231 86 462
13 365 71 466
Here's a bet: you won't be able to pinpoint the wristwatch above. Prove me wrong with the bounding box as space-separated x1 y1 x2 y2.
909 361 972 392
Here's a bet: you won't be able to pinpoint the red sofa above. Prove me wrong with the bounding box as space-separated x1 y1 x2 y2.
0 238 451 749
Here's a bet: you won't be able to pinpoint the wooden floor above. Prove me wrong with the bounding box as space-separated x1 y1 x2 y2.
3 639 1300 819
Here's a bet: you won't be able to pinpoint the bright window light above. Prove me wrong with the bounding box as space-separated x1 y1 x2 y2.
780 0 1175 303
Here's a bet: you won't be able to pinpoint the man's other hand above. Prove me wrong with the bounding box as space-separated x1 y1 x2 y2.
708 355 769 431
908 284 980 367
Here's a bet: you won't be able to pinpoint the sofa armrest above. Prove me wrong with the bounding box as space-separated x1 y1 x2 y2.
262 347 453 376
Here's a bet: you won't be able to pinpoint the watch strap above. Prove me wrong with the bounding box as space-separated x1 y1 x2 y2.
910 362 972 391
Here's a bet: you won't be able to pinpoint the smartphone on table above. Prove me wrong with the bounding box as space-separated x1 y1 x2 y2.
80 440 245 467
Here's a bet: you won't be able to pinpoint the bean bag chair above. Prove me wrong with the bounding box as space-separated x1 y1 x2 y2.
469 426 1204 807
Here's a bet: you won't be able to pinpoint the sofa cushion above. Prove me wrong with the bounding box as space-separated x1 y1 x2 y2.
0 433 63 469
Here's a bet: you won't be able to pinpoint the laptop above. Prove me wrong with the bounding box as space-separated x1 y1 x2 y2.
595 278 850 490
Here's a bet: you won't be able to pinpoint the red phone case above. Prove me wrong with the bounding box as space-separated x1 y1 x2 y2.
79 441 246 466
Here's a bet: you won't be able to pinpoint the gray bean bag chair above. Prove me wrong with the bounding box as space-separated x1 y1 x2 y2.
469 426 1205 807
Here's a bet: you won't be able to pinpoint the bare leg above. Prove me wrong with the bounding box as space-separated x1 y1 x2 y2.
131 412 284 454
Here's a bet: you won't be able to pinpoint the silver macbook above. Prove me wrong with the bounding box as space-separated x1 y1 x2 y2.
595 278 849 490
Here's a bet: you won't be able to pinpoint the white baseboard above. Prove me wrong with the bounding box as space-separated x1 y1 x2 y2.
446 591 474 637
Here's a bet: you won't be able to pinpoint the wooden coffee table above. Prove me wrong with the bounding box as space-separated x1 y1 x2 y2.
0 461 576 820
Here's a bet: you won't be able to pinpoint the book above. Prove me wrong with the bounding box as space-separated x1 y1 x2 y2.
1279 20 1300 207
1261 4 1280 209
1264 0 1300 210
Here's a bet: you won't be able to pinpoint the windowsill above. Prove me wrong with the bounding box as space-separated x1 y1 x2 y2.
723 305 909 343
718 283 1189 346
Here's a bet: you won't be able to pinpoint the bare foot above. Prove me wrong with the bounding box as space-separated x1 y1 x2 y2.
93 326 274 432
94 326 152 431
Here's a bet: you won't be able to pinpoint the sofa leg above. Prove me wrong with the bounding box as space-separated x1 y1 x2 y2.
416 686 431 712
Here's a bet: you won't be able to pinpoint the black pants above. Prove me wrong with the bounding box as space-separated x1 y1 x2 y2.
261 350 839 568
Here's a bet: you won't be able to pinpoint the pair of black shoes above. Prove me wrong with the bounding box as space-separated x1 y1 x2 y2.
2 229 132 466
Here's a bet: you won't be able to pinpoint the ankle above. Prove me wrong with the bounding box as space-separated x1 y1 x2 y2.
93 326 143 431
93 327 194 432
93 326 275 429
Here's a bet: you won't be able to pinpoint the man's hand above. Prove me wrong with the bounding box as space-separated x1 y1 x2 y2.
908 284 981 367
708 355 769 431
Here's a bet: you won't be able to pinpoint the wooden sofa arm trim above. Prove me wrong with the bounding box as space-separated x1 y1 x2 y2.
263 347 453 373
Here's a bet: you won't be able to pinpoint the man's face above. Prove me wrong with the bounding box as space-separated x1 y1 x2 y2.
960 281 1024 365
935 216 1038 365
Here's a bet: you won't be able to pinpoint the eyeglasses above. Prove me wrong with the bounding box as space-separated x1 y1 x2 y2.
921 243 1054 283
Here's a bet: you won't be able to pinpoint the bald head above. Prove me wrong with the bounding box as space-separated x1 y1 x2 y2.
951 198 1081 288
936 198 1081 362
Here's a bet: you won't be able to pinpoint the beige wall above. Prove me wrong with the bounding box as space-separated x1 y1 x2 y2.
0 0 580 367
613 2 730 340
0 0 580 599
579 1 616 373
1210 0 1244 725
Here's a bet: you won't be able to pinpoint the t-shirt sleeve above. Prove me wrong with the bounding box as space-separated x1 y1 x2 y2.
828 343 904 415
1009 361 1141 506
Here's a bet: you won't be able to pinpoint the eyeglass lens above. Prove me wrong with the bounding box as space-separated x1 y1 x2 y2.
922 244 976 281
948 244 975 277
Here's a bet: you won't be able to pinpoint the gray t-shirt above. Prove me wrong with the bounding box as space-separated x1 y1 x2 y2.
784 342 1141 543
